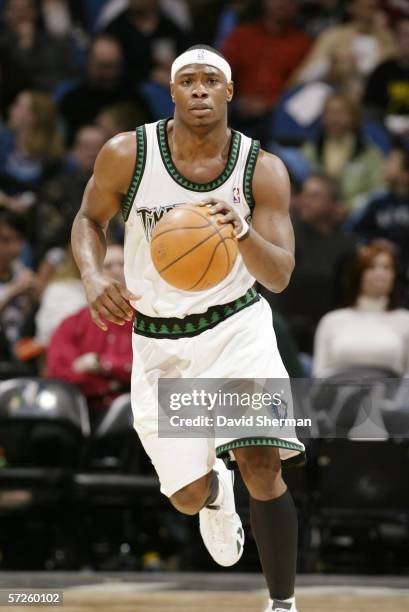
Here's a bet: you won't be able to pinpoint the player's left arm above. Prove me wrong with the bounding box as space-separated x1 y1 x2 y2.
202 151 295 292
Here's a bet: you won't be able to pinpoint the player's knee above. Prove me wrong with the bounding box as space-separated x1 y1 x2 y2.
235 447 283 500
170 477 210 515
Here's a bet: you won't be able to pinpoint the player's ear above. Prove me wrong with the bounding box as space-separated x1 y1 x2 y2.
170 81 175 102
226 80 234 103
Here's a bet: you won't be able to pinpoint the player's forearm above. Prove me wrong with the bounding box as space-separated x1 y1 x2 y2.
238 229 295 293
71 212 108 279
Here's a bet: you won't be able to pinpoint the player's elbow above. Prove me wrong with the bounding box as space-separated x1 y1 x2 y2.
265 254 295 293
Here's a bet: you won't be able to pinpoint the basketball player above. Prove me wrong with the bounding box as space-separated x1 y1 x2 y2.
72 45 306 612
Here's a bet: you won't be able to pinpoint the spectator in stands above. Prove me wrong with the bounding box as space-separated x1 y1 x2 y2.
34 246 86 347
294 0 396 85
298 0 344 38
46 244 133 424
301 93 385 212
0 211 37 352
222 0 311 141
313 240 409 377
40 0 88 39
272 173 356 354
364 18 409 138
104 0 190 83
0 42 33 119
348 144 409 299
58 35 148 143
0 90 64 215
34 125 107 264
0 0 78 92
96 102 146 140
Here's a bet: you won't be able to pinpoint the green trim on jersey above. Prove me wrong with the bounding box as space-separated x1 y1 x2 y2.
243 138 260 211
157 119 241 192
216 437 306 470
121 125 147 222
133 287 259 339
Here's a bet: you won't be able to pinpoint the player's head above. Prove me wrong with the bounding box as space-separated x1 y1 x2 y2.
170 45 233 128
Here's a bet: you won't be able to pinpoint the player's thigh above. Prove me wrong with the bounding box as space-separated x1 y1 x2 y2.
130 334 216 498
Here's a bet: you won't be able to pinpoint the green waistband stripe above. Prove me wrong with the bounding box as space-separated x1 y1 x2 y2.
122 125 147 222
133 287 259 339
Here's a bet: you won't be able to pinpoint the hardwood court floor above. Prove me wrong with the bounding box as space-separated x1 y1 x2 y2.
1 573 409 612
3 589 409 612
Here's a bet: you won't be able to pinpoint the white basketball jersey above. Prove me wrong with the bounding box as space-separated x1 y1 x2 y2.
121 119 260 318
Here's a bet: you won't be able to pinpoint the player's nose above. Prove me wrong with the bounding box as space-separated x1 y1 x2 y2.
192 83 208 97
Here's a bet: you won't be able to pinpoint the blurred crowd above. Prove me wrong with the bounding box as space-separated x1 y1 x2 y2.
1 0 409 423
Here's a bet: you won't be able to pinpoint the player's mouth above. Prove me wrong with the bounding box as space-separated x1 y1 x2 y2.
189 105 212 117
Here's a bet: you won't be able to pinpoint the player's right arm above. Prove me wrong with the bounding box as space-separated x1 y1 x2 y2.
71 132 139 331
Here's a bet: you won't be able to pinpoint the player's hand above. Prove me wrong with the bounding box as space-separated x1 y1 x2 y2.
82 273 141 332
198 199 243 236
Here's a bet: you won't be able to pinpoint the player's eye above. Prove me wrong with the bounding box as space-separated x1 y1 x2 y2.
208 78 218 85
182 79 192 86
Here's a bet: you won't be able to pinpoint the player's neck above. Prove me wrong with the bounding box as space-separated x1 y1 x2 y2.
169 116 230 161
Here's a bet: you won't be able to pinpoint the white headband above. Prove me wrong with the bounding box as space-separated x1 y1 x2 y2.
171 48 232 83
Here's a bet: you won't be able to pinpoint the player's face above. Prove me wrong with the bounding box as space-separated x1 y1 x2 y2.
171 64 233 127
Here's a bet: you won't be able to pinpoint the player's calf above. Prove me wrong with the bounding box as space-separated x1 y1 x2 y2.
170 472 214 515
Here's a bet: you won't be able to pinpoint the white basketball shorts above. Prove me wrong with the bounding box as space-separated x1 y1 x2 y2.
131 295 305 497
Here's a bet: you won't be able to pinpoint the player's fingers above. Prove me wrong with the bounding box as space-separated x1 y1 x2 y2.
120 286 141 303
105 286 134 320
98 304 126 326
104 291 132 320
90 309 108 331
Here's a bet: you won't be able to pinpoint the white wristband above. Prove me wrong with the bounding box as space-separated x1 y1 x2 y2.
236 215 250 241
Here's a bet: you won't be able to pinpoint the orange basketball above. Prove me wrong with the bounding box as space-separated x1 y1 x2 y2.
150 204 238 291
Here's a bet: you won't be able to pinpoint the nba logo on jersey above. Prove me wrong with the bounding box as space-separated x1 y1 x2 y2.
233 187 241 204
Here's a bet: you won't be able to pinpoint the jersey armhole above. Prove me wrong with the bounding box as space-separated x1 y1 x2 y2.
242 139 260 214
121 125 147 222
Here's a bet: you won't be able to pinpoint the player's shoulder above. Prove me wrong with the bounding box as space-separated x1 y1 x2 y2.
98 131 136 163
94 130 137 192
252 149 290 202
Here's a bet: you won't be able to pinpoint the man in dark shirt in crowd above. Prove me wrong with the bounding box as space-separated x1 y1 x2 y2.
348 144 409 299
266 173 356 354
58 34 148 143
0 0 77 93
104 0 190 83
364 18 409 136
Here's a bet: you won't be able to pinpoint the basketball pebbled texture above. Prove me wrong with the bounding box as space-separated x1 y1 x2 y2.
150 204 238 291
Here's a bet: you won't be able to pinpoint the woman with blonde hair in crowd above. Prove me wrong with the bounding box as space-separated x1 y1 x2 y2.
313 239 409 378
301 93 385 213
0 90 64 213
34 245 86 348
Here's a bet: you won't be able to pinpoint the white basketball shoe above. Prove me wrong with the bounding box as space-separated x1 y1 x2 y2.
265 599 297 612
199 458 245 567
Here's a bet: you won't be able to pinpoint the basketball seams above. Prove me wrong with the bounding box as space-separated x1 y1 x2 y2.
189 240 227 290
157 227 220 273
151 206 212 242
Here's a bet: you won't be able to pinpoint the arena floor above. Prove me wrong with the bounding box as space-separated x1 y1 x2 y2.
0 572 408 612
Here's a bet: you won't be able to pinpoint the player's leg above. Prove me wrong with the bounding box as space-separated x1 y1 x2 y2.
234 446 298 612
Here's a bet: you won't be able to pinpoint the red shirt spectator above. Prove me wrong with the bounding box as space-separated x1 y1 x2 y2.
46 306 133 411
223 1 311 112
45 244 133 415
